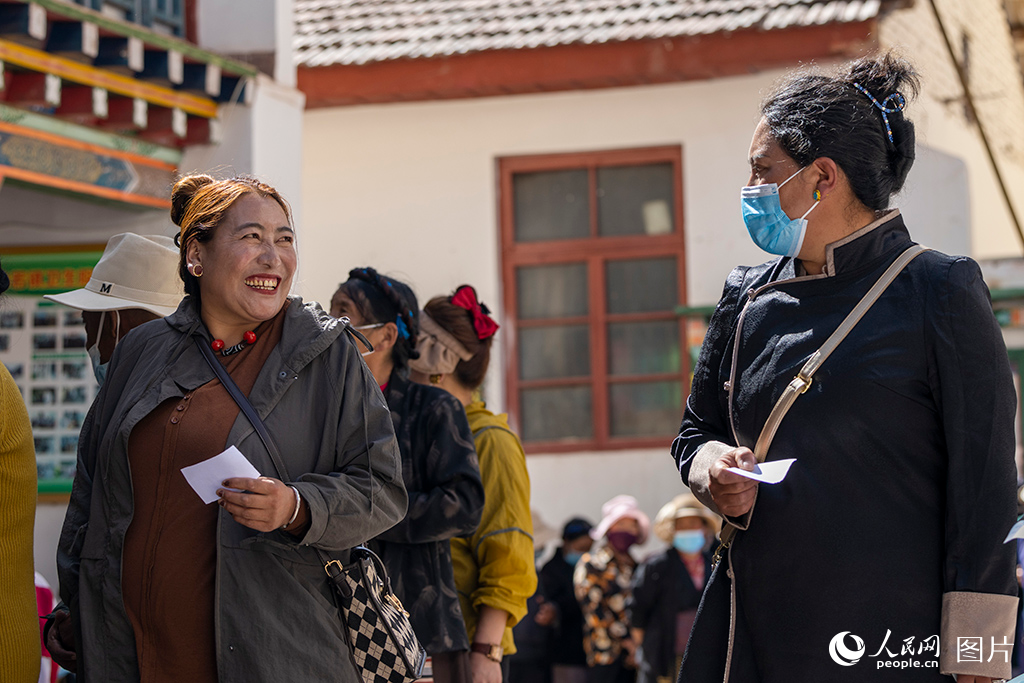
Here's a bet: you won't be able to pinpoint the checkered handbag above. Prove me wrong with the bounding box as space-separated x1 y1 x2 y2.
195 335 425 682
323 546 427 683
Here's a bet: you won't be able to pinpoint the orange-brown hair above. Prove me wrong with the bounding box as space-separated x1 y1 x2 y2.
171 174 292 302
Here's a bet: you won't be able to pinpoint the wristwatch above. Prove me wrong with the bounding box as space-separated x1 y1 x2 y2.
470 642 503 663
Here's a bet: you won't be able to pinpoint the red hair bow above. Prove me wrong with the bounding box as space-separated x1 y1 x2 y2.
451 285 499 340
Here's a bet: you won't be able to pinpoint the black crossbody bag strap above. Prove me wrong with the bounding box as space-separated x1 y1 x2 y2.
195 337 291 481
194 337 354 597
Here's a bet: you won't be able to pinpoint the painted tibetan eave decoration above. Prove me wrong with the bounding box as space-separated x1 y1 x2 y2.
0 118 175 207
0 0 256 156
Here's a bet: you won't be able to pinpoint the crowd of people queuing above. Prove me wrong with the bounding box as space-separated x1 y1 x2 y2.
0 48 1022 683
0 168 710 683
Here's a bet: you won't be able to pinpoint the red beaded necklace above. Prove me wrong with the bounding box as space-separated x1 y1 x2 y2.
211 330 256 356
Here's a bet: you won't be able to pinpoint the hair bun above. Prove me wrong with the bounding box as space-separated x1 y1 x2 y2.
170 174 216 228
845 50 921 193
844 51 920 103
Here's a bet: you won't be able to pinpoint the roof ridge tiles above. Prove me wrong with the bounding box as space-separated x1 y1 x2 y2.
295 0 889 66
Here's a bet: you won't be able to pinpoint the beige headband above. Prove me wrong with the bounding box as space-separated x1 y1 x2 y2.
408 311 473 376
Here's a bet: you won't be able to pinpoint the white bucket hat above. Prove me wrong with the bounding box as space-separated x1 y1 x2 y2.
44 233 183 317
653 491 720 544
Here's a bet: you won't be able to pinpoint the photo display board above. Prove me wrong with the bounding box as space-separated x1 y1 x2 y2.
1 248 103 494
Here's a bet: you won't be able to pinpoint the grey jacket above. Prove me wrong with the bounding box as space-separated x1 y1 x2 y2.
57 297 408 682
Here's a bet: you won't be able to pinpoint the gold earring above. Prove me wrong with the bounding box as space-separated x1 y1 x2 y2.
429 374 442 385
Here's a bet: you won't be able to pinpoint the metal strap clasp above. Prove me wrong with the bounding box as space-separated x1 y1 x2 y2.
712 536 732 569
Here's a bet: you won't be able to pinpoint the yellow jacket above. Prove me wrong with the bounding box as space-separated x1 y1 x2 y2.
451 402 536 655
0 363 39 681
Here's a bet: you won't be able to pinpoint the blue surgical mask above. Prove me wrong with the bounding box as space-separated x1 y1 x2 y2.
673 530 706 555
87 343 107 386
740 167 819 257
564 551 583 567
87 310 120 387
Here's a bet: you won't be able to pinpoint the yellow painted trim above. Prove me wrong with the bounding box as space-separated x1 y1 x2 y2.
0 40 218 118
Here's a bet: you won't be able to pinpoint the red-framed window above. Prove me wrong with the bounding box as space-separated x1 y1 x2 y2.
499 146 687 453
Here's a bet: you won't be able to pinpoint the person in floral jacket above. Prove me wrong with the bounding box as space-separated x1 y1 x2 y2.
574 495 651 683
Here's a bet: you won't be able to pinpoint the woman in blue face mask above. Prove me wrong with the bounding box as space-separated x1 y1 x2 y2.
626 493 717 683
674 51 1018 683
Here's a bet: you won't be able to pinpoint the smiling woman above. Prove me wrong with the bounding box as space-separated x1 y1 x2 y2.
173 174 296 345
49 174 408 682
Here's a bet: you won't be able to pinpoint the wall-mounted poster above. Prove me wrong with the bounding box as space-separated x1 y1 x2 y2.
1 247 103 494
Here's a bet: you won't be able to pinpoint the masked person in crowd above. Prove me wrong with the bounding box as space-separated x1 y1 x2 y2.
674 52 1018 683
43 234 182 669
332 269 484 683
0 257 40 680
627 492 717 683
540 518 595 683
574 495 650 683
48 175 407 681
408 284 535 683
44 232 183 386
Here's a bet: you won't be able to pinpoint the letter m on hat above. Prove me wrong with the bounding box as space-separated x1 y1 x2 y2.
100 283 112 293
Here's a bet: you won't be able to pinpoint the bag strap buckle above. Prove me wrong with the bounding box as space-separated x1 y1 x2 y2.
324 559 353 599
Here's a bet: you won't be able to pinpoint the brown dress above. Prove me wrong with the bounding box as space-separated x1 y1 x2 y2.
121 308 286 682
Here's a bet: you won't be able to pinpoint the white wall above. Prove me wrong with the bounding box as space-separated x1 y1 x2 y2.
181 73 305 231
300 74 787 529
527 448 689 557
881 0 1024 259
196 0 297 88
300 73 980 530
197 0 276 53
251 76 305 230
898 144 971 256
300 74 781 309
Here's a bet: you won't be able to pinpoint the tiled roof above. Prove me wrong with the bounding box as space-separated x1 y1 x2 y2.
296 0 885 67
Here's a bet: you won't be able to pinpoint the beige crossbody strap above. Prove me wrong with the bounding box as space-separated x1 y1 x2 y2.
751 244 928 461
715 245 928 560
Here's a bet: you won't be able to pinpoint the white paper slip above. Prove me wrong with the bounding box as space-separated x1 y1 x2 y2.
181 445 261 504
1003 518 1024 544
725 458 796 485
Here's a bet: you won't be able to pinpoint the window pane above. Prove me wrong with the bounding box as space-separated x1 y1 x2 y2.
514 170 590 242
606 258 677 314
517 263 588 320
521 386 593 441
519 325 590 381
608 321 680 376
609 381 682 437
597 163 675 236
